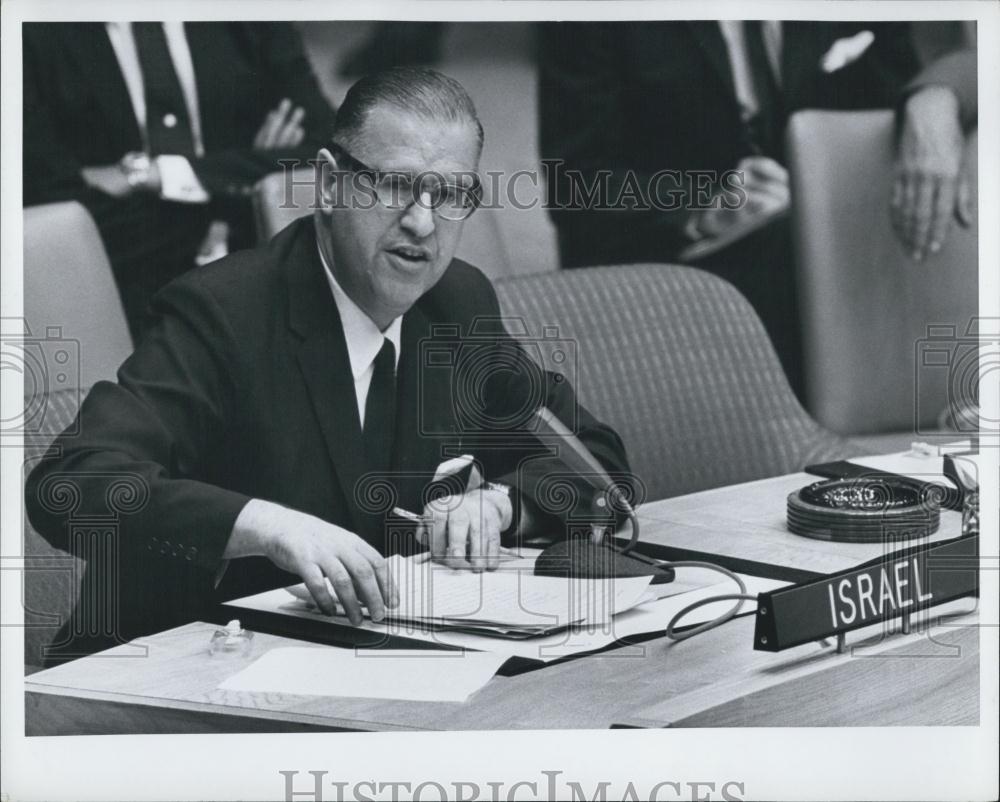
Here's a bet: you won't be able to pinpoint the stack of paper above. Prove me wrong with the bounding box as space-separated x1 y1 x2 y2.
227 562 786 664
282 553 654 638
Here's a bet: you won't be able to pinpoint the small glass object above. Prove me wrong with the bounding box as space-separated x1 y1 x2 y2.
962 489 980 536
209 619 254 658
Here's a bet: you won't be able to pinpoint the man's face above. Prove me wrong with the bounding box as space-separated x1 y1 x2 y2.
317 106 481 329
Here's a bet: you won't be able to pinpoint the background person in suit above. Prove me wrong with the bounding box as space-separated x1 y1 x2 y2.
25 68 631 663
23 22 337 339
538 21 919 396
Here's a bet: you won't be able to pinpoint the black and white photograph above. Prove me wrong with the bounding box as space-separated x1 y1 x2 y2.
1 1 997 800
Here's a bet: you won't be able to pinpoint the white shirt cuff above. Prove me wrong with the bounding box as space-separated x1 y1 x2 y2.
156 155 210 203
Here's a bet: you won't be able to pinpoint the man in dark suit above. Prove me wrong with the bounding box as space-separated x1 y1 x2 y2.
539 21 918 395
23 22 336 339
25 68 631 663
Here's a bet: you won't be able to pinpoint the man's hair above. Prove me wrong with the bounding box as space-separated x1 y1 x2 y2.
331 67 485 153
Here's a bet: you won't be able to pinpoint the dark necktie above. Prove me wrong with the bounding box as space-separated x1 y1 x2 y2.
131 22 197 156
363 339 397 475
742 21 784 160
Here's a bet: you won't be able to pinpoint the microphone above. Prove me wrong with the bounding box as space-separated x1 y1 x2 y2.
528 407 674 583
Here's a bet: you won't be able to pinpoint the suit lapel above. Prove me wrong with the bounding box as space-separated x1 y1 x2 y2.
687 21 737 101
286 219 370 537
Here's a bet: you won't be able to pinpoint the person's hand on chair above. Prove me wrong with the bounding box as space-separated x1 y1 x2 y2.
891 85 973 261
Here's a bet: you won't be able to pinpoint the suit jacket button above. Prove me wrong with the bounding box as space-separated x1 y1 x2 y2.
160 540 170 554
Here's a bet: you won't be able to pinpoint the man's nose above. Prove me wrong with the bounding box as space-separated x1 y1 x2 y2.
399 190 436 239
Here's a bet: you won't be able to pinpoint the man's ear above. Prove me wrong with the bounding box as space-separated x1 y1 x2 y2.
315 147 340 215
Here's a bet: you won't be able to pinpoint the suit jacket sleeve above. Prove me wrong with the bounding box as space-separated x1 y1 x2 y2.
23 30 89 205
25 273 251 575
187 23 337 196
902 48 977 128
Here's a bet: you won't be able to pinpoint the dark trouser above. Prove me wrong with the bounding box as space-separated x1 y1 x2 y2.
84 193 210 341
83 193 256 342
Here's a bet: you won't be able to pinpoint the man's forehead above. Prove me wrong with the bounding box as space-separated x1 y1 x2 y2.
354 105 481 175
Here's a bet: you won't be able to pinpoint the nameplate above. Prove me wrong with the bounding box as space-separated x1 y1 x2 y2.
753 535 978 651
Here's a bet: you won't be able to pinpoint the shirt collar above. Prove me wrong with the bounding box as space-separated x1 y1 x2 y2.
317 241 402 379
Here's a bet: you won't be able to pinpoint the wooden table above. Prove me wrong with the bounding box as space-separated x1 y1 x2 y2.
25 472 979 734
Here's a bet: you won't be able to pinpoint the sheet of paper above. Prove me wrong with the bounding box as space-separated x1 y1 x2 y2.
851 441 974 488
218 647 506 701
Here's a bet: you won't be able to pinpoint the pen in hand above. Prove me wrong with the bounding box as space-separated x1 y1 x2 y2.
390 506 519 564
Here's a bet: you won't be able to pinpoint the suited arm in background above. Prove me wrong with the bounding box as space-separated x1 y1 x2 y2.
22 32 98 206
22 22 336 208
903 47 977 128
183 22 337 198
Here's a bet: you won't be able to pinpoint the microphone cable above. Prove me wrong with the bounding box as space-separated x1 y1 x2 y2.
660 560 759 641
616 497 760 642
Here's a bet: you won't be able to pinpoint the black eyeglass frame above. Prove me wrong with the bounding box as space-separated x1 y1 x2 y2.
328 141 483 221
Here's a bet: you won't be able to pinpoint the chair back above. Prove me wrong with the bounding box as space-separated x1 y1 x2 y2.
253 168 514 279
21 201 131 671
788 110 978 434
495 265 851 502
23 202 134 389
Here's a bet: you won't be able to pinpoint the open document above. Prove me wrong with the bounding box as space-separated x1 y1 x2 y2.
239 552 655 638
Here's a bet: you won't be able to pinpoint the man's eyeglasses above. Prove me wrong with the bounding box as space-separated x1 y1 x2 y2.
329 142 482 221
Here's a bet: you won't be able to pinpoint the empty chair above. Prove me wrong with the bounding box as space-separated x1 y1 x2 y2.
20 201 133 672
495 264 855 502
788 109 979 435
22 202 134 390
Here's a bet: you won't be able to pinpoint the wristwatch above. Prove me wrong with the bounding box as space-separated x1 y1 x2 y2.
119 151 153 189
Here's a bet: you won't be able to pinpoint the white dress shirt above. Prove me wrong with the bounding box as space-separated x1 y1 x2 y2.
317 243 402 428
717 20 783 120
105 21 210 203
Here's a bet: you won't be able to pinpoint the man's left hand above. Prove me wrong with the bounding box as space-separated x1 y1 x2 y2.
81 164 135 197
419 488 513 571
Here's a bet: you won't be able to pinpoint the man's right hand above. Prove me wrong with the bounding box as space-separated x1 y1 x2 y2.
253 98 307 150
691 156 790 240
891 85 971 261
225 499 397 625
